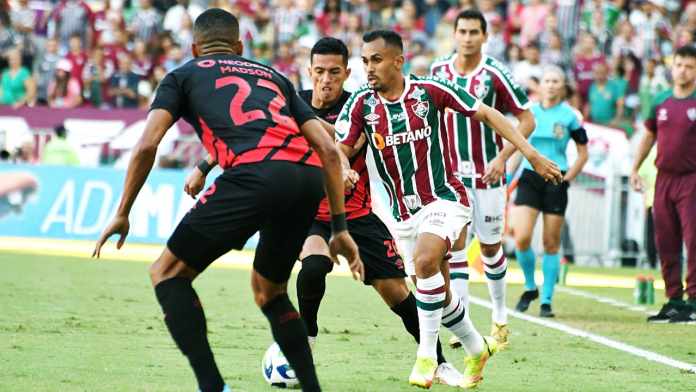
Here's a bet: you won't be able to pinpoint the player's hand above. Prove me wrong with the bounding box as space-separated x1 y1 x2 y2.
329 230 364 281
529 153 563 185
482 156 505 184
343 169 359 192
184 167 206 198
630 171 644 192
92 214 130 258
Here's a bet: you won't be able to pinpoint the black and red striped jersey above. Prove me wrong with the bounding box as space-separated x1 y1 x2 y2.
151 53 320 169
298 89 372 222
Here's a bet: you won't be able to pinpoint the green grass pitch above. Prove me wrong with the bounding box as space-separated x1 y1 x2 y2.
1 251 695 391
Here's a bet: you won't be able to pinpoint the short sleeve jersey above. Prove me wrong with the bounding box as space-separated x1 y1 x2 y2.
336 74 479 222
430 54 531 189
645 89 696 174
298 89 372 222
151 53 319 169
522 102 584 172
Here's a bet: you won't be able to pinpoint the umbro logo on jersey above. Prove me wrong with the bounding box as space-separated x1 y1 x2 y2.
365 113 381 125
411 101 429 119
688 108 696 121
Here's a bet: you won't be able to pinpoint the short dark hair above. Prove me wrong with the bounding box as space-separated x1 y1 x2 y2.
362 30 403 53
675 44 696 60
454 9 487 34
193 8 239 47
311 37 349 65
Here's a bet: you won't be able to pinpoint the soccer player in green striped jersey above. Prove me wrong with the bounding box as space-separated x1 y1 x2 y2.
430 9 536 349
335 30 562 389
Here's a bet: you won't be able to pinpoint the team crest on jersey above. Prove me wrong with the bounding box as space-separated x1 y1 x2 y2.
553 123 566 139
408 87 426 102
658 108 668 122
688 107 696 121
473 73 491 99
365 112 380 126
412 101 430 119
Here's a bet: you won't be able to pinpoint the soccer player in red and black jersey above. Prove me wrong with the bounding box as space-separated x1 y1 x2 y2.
186 36 464 386
92 9 363 392
631 45 696 324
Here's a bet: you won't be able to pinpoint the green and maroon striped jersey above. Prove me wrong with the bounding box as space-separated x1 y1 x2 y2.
335 74 480 222
430 54 530 189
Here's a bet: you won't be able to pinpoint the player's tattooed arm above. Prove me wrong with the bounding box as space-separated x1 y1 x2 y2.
482 109 535 184
473 104 563 184
93 109 175 257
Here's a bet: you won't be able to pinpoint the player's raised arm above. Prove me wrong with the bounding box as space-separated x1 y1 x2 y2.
93 109 175 257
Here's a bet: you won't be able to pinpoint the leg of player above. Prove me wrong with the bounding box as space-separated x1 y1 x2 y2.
297 235 334 348
540 213 564 318
445 227 469 350
372 278 461 385
513 206 541 313
150 248 227 392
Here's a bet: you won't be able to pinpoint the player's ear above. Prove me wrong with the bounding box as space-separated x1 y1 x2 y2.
191 43 199 58
394 54 405 72
232 40 244 56
345 66 352 79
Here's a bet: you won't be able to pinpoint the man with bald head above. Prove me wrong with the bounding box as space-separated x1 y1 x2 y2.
93 9 362 392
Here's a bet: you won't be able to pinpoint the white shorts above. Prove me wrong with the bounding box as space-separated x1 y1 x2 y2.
465 186 506 245
392 200 471 276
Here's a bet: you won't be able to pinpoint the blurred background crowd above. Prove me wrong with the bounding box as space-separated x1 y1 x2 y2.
0 0 693 159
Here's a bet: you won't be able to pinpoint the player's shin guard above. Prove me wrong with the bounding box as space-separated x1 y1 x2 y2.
296 255 333 338
481 248 508 324
391 292 447 364
441 291 484 356
515 248 537 291
449 250 470 311
154 277 225 392
542 252 561 305
262 293 321 392
415 273 447 360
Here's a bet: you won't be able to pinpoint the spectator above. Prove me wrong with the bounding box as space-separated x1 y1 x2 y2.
629 0 669 59
541 31 564 69
93 0 125 48
316 0 346 37
585 62 625 127
162 43 185 72
163 0 203 33
82 46 114 108
131 39 153 78
130 0 162 44
410 55 430 77
0 17 17 62
50 0 93 50
483 15 506 61
513 42 544 91
272 0 305 44
519 0 550 48
611 20 644 60
0 48 35 108
174 13 194 58
42 124 79 166
48 59 82 108
272 42 299 81
638 58 669 121
555 0 583 50
10 0 38 64
65 33 88 89
108 54 140 108
34 38 61 105
573 31 605 104
102 28 129 68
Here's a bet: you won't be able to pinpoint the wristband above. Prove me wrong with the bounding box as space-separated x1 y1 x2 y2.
331 213 347 233
196 159 213 175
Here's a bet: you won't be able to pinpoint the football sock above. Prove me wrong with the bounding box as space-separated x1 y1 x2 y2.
262 293 320 392
415 273 446 360
154 278 225 392
481 247 508 324
391 292 447 364
449 249 470 311
441 290 484 356
296 255 333 337
541 252 561 305
515 247 537 291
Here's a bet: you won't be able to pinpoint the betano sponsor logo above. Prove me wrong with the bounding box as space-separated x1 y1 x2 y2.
371 126 432 150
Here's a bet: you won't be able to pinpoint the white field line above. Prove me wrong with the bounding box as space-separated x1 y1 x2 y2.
555 286 654 315
469 296 696 374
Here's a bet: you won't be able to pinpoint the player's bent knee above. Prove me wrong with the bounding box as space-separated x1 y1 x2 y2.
414 253 440 277
480 242 501 257
149 248 198 286
251 271 288 308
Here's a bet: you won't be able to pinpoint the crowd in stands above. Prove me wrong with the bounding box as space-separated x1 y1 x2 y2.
0 0 694 138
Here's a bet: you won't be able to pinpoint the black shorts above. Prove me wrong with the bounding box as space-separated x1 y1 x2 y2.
514 169 569 215
308 212 406 285
168 161 323 283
